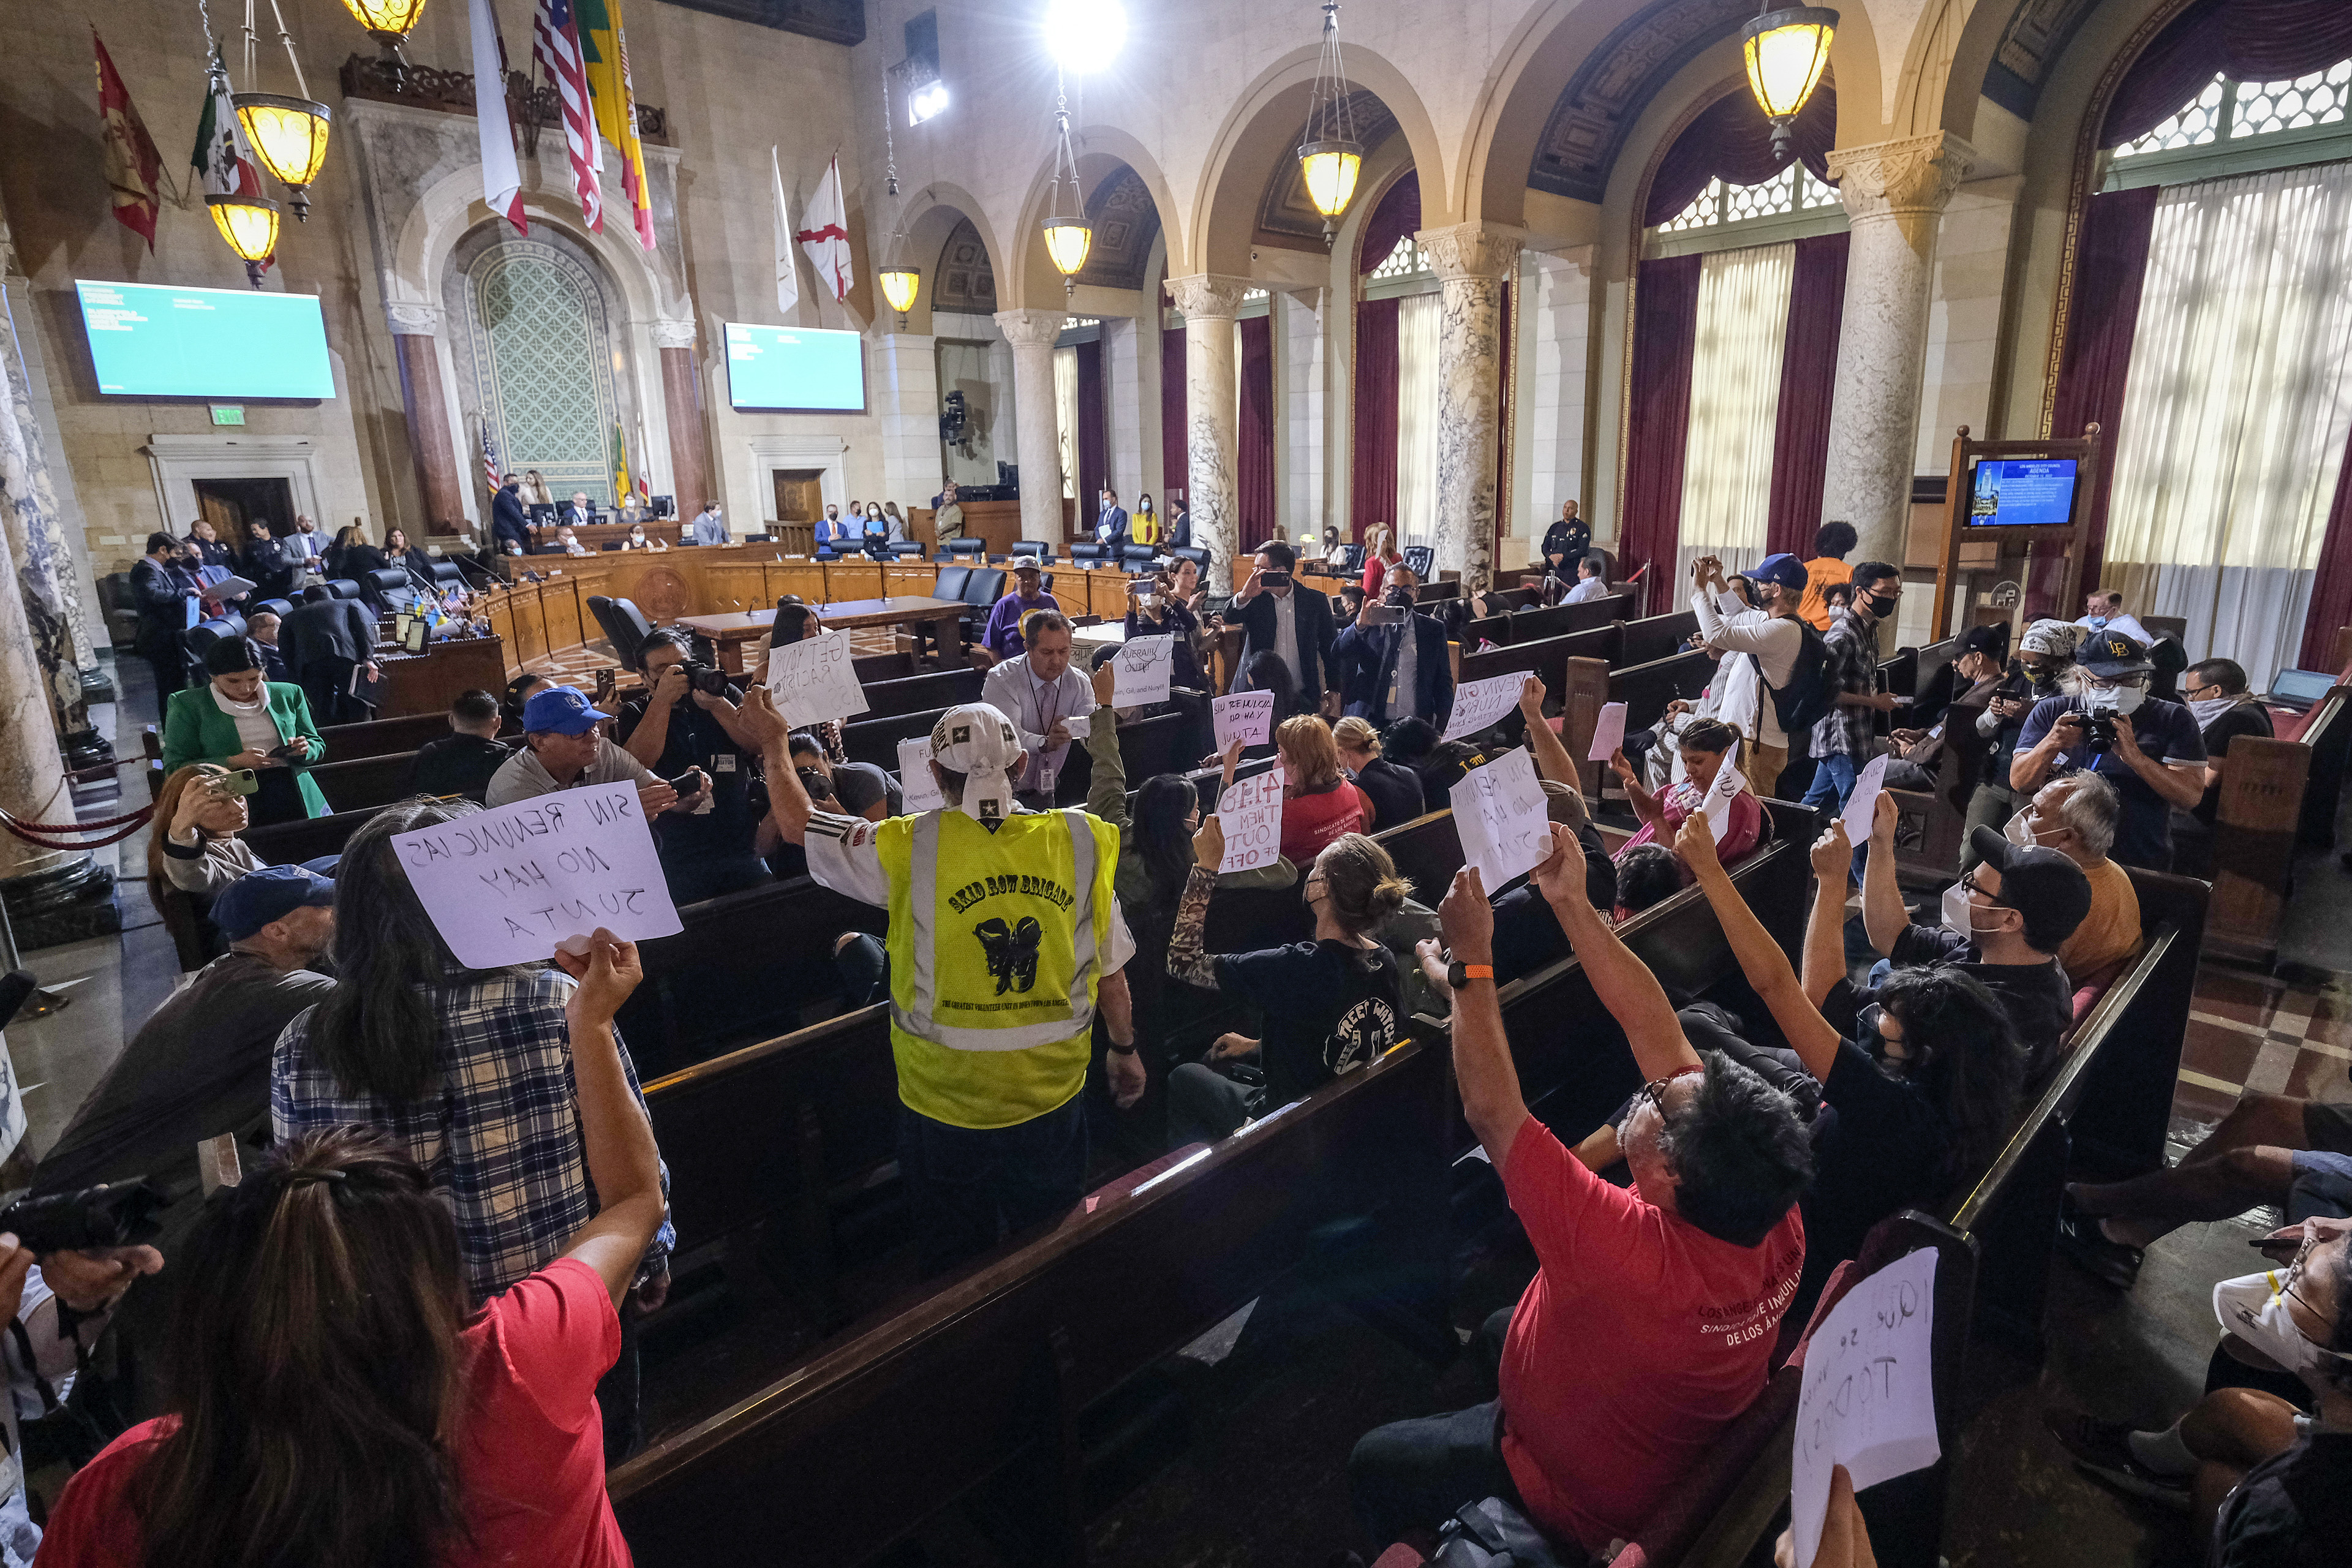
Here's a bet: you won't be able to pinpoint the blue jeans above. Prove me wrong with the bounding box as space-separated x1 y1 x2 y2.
1801 751 1859 813
898 1093 1089 1276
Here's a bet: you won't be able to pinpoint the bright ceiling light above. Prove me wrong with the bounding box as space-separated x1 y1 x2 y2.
1742 5 1838 159
908 80 950 124
1044 0 1125 74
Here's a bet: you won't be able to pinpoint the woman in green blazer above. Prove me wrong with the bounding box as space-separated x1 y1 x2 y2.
161 636 330 826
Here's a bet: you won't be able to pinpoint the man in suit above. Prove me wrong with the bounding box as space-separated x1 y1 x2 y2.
489 475 532 558
688 500 728 546
562 492 597 532
1164 496 1190 549
1332 562 1455 728
1233 540 1341 714
1093 488 1129 551
280 584 383 725
131 532 205 698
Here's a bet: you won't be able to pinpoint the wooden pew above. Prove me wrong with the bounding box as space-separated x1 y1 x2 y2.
1456 625 1620 710
1559 648 1716 798
858 666 986 721
1462 592 1634 649
1618 609 1701 668
1884 696 1992 886
2203 687 2343 964
308 750 428 815
243 805 391 866
316 710 465 760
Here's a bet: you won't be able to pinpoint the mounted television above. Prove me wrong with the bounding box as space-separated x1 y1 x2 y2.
724 322 867 412
75 280 335 400
1967 457 2079 529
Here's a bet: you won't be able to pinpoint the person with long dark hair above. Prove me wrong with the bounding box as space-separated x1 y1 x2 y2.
323 524 385 582
40 930 663 1568
160 638 328 826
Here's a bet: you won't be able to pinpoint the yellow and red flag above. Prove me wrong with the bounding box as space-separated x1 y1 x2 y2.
92 29 164 251
578 0 655 250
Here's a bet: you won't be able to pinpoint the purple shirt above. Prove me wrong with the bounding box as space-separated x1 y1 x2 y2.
982 590 1061 657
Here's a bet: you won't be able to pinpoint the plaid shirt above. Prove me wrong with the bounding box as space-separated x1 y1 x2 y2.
271 970 674 1303
1809 605 1880 760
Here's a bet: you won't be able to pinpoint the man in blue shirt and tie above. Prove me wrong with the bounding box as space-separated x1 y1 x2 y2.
1094 488 1129 551
815 504 854 549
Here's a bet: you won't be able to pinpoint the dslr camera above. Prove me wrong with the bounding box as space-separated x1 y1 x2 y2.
2081 711 2119 755
679 661 731 698
0 1178 168 1254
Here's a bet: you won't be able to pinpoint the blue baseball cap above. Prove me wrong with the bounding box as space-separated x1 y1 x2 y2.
212 864 336 941
1751 553 1809 592
521 684 611 735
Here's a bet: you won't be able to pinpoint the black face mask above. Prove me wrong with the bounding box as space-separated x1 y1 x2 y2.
1866 592 1898 619
1385 588 1415 609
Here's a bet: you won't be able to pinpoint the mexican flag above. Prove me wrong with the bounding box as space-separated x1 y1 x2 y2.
190 48 262 201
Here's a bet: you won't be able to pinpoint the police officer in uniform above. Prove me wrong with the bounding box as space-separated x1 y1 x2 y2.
742 682 1144 1274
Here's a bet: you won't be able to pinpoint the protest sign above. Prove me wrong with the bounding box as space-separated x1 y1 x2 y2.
897 737 947 810
1111 634 1174 706
1063 712 1090 739
1215 764 1285 874
766 629 870 728
1213 690 1276 750
390 783 683 967
1702 764 1748 843
1841 755 1891 848
1444 673 1524 742
1588 701 1629 762
1450 748 1551 891
1789 1247 1941 1567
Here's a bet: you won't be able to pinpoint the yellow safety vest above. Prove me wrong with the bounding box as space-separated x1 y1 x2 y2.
874 807 1122 1129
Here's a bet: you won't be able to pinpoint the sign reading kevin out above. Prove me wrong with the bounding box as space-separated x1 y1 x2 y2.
392 786 684 967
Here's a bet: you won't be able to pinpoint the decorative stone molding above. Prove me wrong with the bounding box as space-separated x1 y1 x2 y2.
1417 223 1524 285
1827 133 1978 247
1162 274 1254 322
384 300 442 336
650 318 698 350
992 308 1068 348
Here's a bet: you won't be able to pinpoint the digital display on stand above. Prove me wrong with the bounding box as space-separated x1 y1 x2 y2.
1968 458 2079 528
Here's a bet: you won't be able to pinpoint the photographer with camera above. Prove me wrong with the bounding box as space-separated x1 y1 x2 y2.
2011 630 2206 872
614 630 773 903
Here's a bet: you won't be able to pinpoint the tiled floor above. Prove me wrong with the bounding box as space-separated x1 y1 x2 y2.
2176 963 2352 1128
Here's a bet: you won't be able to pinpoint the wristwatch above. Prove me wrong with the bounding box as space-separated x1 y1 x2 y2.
1446 958 1494 990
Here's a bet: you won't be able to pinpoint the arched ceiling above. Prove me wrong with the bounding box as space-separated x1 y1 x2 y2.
934 218 997 314
1254 91 1403 253
1072 165 1164 293
1525 0 1762 202
1980 0 2107 118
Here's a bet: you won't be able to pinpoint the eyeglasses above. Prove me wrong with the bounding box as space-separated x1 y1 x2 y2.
1636 1065 1704 1118
2183 682 2222 701
2081 673 2149 692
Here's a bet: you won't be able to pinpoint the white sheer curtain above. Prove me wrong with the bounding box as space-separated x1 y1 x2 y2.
2104 162 2352 690
1676 241 1793 590
1396 292 1441 549
1054 344 1079 500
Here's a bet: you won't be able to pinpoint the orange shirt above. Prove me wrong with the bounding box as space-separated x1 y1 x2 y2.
1798 557 1852 632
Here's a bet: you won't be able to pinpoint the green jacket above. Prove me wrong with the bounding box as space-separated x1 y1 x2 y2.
160 682 330 819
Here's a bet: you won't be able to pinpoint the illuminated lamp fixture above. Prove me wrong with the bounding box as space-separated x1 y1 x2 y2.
234 0 331 219
1741 4 1838 160
1295 1 1362 242
875 72 922 322
1039 74 1091 294
208 192 281 288
341 0 429 79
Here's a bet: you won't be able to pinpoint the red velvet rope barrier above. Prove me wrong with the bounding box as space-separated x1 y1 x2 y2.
0 805 155 852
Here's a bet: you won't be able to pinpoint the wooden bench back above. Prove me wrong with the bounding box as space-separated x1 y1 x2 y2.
1618 609 1701 668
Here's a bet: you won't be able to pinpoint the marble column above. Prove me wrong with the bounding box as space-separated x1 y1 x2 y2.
994 309 1068 545
1821 131 1975 567
1164 274 1253 571
388 303 467 537
1419 223 1523 592
652 320 711 520
872 331 941 510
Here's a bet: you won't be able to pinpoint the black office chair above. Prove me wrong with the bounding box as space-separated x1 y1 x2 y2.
430 562 465 588
325 579 365 600
1331 543 1364 575
942 537 986 560
1403 545 1434 579
932 565 973 604
535 542 571 556
1011 540 1056 563
601 541 625 552
887 540 927 559
1166 545 1210 575
1068 541 1110 564
1120 544 1158 573
251 598 295 621
585 595 654 670
958 569 1006 636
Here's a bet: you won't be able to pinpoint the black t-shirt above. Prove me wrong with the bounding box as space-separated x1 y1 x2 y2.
1803 1039 1952 1269
404 733 513 803
829 760 905 818
2195 702 2275 824
616 691 759 860
1214 940 1404 1107
2215 1431 2352 1567
1877 924 2075 1081
1351 756 1426 830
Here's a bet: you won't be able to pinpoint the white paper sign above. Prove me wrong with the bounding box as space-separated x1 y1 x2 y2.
1111 634 1175 706
766 630 870 729
1444 673 1525 742
390 783 684 967
1449 748 1552 892
1790 1248 1942 1568
1216 764 1286 873
1213 690 1276 749
1840 754 1891 848
1063 712 1091 739
897 737 948 810
1702 764 1747 844
1588 701 1629 762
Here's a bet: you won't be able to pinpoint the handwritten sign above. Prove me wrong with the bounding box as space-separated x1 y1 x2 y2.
897 737 947 811
1790 1247 1941 1568
1216 764 1286 874
1840 754 1891 848
390 784 683 967
1213 690 1276 750
1111 634 1174 706
1702 764 1748 843
1450 748 1551 892
1444 673 1523 742
1588 701 1629 762
1063 712 1090 739
766 630 870 729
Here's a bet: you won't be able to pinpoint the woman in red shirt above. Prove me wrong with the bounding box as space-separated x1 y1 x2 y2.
1360 526 1404 597
1607 717 1762 878
1276 715 1373 865
38 931 664 1568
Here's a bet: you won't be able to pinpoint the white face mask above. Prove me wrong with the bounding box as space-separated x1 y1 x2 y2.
2214 1267 2346 1381
2081 683 2147 717
1941 879 2003 940
2188 695 2239 729
2005 809 2040 848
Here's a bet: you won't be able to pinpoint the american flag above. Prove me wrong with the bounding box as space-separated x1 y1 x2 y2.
533 0 602 232
481 422 500 492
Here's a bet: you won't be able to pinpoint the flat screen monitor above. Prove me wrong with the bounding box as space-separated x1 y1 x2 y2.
723 322 866 412
1969 458 2078 529
75 279 335 399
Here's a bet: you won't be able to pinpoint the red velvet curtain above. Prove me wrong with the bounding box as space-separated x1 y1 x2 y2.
1237 315 1276 551
1161 325 1188 508
1359 174 1422 274
1764 233 1850 557
2102 0 2352 147
1352 296 1400 543
1620 255 1702 609
1643 87 1838 228
2050 185 2161 590
2299 424 2352 670
1076 337 1105 515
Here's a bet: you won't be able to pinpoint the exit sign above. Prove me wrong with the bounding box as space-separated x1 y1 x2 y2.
209 404 245 426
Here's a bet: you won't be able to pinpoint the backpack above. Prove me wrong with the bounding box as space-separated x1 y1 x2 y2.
1751 618 1833 736
1431 1499 1591 1568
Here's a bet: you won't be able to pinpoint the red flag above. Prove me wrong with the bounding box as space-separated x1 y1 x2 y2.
92 29 164 251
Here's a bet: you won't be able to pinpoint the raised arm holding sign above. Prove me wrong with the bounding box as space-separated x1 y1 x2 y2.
1110 633 1175 706
897 737 948 810
1789 1247 1940 1568
1213 690 1276 750
766 629 871 729
1215 764 1286 873
1588 701 1629 762
1443 673 1524 742
1449 748 1551 891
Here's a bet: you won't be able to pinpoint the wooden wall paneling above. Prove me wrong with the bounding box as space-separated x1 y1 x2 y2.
775 562 827 603
514 582 549 665
884 562 938 597
542 578 584 651
826 561 885 601
704 564 772 614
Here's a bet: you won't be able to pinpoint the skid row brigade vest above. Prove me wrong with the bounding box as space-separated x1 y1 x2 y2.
875 806 1123 1129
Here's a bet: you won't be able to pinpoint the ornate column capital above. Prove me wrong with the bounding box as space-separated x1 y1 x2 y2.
1163 273 1255 322
1826 132 1977 244
993 307 1068 349
1417 223 1524 285
384 300 443 337
649 318 698 350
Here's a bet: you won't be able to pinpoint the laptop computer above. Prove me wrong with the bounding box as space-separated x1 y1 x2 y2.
2267 667 2337 713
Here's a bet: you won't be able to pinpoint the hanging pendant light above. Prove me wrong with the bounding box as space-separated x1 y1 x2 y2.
1295 1 1362 242
875 70 922 322
1741 4 1838 160
233 0 331 221
1039 72 1091 293
208 192 281 288
342 0 429 82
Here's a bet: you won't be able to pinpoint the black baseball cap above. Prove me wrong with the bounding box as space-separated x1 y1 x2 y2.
1959 624 2008 659
1966 827 2093 952
2076 631 2152 679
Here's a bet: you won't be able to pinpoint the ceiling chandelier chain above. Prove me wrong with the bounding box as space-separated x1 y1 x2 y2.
1295 1 1363 243
1039 65 1093 293
876 67 923 320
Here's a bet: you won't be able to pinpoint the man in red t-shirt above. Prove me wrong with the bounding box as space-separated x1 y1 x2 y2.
1349 827 1811 1556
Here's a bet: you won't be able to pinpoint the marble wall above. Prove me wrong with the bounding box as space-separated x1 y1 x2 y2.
1281 290 1327 546
1913 180 2022 480
1514 247 1596 567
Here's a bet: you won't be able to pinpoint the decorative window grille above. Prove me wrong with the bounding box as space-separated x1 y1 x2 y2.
1656 162 1843 235
1369 236 1427 279
2113 61 2350 160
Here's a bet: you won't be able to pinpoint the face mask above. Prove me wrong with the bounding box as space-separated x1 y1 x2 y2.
2005 810 2039 848
2086 616 2108 631
1385 588 1414 609
1941 879 2004 941
1866 593 1898 619
2214 1267 2346 1380
2082 684 2147 717
2189 695 2238 729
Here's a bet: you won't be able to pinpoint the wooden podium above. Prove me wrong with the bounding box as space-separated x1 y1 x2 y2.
1931 424 2105 642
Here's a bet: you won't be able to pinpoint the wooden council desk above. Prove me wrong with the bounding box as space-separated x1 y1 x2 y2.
673 597 971 674
375 635 508 718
